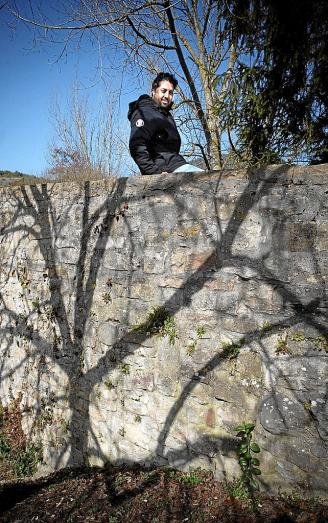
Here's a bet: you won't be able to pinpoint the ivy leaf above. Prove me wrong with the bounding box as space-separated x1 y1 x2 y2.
250 442 260 453
250 478 259 491
239 457 248 468
251 467 262 475
251 457 260 466
234 425 245 432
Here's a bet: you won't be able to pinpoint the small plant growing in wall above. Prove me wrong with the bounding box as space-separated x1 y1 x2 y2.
234 422 261 504
290 331 305 342
178 469 203 486
133 306 178 345
102 292 112 304
120 363 130 375
314 334 328 352
261 321 272 332
187 339 197 356
196 326 206 337
104 378 115 390
186 325 206 356
31 299 41 314
275 334 291 355
220 338 245 360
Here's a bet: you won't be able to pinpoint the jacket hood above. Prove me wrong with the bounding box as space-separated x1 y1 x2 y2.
127 94 171 120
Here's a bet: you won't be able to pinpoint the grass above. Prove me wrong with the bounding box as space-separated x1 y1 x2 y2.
178 470 203 486
290 331 306 341
226 478 250 500
133 306 178 345
275 336 291 355
220 338 245 359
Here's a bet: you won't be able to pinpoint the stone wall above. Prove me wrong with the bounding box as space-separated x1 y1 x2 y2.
0 165 327 495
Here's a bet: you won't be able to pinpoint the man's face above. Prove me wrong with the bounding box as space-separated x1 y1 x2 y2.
151 80 174 109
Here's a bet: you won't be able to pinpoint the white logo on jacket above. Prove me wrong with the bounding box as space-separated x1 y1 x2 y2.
135 119 144 127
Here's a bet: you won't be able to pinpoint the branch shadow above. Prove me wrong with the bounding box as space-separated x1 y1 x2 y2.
0 166 327 493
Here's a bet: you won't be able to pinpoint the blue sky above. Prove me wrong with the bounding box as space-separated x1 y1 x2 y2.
0 4 143 176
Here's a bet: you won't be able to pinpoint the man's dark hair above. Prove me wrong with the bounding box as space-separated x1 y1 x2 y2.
152 72 178 90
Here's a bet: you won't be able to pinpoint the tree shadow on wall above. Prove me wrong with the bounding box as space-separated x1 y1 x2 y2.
0 167 327 490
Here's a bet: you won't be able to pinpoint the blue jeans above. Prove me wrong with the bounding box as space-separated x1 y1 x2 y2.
173 163 204 173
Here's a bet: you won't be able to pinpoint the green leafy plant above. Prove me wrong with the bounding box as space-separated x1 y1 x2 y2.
133 306 178 345
31 299 41 313
0 432 11 460
261 321 272 332
275 335 291 355
196 326 206 337
226 477 249 500
163 468 177 479
221 338 245 360
234 422 261 494
102 292 112 304
120 363 130 375
179 470 202 486
12 442 43 477
290 331 305 342
104 378 115 390
303 400 311 411
314 334 328 352
186 326 206 355
186 339 197 356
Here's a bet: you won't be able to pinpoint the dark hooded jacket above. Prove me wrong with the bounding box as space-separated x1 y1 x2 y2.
128 94 186 175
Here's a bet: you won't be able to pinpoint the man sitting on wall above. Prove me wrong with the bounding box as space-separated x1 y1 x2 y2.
128 72 204 175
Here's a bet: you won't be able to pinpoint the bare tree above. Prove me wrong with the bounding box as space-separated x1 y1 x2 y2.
7 1 246 170
45 88 132 180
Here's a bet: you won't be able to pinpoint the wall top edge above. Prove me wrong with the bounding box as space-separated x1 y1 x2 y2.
0 163 327 194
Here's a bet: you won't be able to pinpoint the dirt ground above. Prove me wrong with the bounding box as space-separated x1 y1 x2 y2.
0 466 327 523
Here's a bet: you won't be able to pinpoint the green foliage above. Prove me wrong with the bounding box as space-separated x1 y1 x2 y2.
0 432 11 460
290 331 305 342
12 443 43 477
0 402 4 426
133 306 178 345
120 363 130 375
31 299 41 313
186 340 197 356
261 321 272 332
228 1 328 165
226 477 250 500
275 335 291 355
178 470 202 486
102 292 112 304
234 422 261 495
163 468 177 479
196 326 206 337
38 408 54 429
104 379 115 390
303 400 312 411
314 334 328 352
220 338 245 360
186 325 206 356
